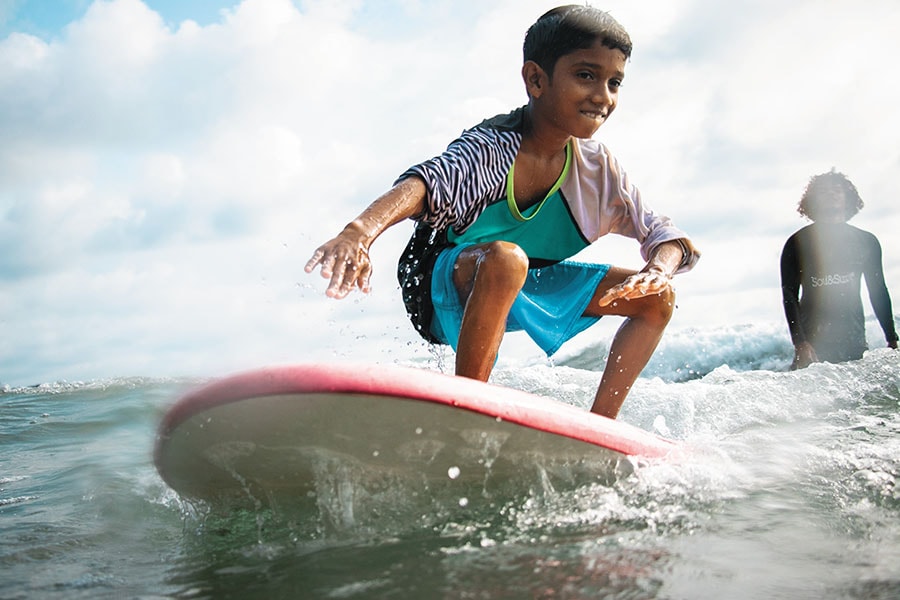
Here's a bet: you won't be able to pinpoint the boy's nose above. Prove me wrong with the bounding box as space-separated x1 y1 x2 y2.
593 86 614 107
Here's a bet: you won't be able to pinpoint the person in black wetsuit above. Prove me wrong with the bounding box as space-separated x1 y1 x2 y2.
780 169 898 369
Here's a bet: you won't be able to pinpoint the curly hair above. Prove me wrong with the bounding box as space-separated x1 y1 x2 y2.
797 169 864 222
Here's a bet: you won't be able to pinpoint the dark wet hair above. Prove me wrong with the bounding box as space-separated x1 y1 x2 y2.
798 169 864 222
523 5 632 77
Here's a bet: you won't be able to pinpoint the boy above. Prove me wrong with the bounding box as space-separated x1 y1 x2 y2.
306 5 700 419
780 169 898 369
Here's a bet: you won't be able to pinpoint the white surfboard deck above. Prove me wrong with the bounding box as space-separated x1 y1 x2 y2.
154 363 676 508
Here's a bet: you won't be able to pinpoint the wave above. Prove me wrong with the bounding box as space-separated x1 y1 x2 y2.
551 321 792 383
555 318 896 383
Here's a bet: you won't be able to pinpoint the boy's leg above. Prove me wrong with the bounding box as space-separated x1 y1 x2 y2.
451 241 529 381
584 267 675 418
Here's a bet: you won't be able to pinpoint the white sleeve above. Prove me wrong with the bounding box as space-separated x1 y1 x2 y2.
561 139 700 273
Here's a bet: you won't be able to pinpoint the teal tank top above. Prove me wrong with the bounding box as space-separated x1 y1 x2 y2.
447 141 590 264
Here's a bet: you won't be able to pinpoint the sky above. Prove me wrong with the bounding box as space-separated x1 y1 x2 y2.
1 0 899 386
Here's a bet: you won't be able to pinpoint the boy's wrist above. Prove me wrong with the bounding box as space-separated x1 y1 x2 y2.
646 264 673 279
343 219 375 243
647 240 686 278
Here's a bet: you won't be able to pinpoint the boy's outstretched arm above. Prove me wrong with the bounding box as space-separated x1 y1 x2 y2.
305 177 427 299
596 240 685 307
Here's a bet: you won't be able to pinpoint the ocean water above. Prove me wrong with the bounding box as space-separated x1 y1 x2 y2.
2 320 899 599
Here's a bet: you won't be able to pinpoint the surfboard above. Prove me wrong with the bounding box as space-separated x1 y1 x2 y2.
154 363 676 514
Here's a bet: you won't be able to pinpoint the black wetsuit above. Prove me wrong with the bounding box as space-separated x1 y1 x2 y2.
780 222 898 363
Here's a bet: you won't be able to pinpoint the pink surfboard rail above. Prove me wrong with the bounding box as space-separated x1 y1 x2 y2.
155 363 676 465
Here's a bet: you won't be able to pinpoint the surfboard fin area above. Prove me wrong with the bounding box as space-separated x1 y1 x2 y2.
154 363 677 511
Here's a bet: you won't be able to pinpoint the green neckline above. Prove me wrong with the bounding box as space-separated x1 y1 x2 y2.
506 140 573 222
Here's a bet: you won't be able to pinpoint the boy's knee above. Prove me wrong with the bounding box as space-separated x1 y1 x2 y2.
648 286 676 325
478 241 529 288
627 285 676 326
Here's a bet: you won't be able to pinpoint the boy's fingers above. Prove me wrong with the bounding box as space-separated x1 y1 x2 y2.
598 275 671 307
331 258 373 298
304 249 324 273
597 287 624 307
357 262 373 293
307 247 343 280
325 259 350 297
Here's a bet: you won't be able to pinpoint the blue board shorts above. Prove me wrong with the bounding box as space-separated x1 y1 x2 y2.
429 243 610 356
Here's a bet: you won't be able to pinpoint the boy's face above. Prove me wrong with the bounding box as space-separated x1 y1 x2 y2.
526 39 627 140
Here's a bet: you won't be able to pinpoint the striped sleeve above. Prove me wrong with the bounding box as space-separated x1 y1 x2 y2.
396 127 520 233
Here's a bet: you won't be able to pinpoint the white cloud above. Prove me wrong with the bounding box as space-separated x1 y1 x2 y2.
1 0 899 385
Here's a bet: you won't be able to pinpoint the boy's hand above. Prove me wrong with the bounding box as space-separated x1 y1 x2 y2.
304 177 427 300
598 239 684 307
305 225 373 299
596 268 672 307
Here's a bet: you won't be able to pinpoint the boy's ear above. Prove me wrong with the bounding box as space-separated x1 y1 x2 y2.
522 61 546 99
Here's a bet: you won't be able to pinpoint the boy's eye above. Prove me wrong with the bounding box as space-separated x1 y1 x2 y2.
577 71 595 80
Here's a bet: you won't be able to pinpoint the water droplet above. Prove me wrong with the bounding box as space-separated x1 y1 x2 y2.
458 497 469 507
447 466 460 479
